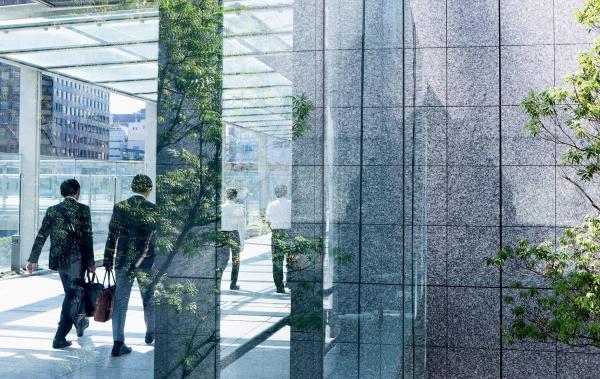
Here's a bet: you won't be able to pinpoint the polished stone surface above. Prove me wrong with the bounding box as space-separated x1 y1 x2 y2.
500 0 554 45
501 45 554 105
447 47 500 107
448 0 499 47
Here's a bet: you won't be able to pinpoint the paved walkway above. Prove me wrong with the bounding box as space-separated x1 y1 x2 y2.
221 234 290 379
0 234 290 379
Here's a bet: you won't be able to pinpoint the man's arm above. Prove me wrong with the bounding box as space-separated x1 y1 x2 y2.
238 207 246 248
81 205 95 271
103 204 120 268
27 209 52 272
265 203 272 228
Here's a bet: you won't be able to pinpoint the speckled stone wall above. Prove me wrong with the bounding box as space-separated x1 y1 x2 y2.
291 0 428 377
409 0 600 377
292 0 600 378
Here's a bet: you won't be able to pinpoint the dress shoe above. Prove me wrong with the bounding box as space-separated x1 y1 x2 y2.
276 287 286 294
75 318 89 337
111 341 132 357
52 339 72 349
230 283 240 290
145 333 154 345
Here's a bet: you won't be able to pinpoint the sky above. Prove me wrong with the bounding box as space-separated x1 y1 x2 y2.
109 93 145 114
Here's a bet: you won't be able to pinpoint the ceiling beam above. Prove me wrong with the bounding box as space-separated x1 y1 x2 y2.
0 10 157 31
96 77 157 84
0 55 155 103
0 40 157 55
44 58 156 69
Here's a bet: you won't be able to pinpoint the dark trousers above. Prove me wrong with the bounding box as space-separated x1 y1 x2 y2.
112 265 155 342
56 258 84 341
271 229 288 290
220 231 241 285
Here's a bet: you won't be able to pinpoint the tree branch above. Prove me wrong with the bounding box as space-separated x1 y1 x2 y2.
561 174 600 213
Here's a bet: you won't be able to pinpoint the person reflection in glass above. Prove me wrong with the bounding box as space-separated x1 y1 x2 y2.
103 174 157 357
220 188 245 291
266 184 291 294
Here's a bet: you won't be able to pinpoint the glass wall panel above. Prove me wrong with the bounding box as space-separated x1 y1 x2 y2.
0 1 159 377
0 61 20 272
38 159 145 262
219 0 293 375
0 154 19 272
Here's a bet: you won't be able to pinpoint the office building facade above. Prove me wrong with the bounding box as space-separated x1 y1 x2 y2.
0 63 19 154
41 76 110 159
109 109 146 161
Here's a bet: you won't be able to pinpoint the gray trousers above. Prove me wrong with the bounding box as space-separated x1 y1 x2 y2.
112 266 155 342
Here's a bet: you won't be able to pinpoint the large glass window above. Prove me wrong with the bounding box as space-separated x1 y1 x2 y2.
0 62 20 272
220 0 293 375
38 158 146 262
0 153 19 272
37 76 148 262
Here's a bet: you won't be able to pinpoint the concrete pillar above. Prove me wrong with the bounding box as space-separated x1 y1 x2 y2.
17 67 40 267
145 101 157 203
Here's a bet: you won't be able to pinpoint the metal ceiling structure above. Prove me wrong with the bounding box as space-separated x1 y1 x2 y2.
0 0 294 139
222 0 293 140
0 2 159 101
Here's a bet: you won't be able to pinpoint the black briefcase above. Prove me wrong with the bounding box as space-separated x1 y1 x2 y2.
83 272 104 317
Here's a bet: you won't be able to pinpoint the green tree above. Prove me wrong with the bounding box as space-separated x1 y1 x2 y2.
150 0 225 376
487 0 600 348
149 1 322 376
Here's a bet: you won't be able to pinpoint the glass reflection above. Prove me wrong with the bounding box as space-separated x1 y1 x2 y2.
220 0 293 376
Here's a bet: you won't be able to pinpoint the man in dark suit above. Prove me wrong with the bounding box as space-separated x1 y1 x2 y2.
27 179 96 349
104 174 158 357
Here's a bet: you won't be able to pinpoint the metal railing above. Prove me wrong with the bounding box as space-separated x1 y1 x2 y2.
0 156 145 271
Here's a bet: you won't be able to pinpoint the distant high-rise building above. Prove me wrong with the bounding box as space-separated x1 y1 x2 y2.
109 124 126 160
0 0 34 5
111 108 146 124
41 76 110 159
109 108 146 161
0 63 20 154
0 63 111 159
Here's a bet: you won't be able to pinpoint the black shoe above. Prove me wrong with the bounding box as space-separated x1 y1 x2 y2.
276 287 286 294
145 333 154 345
111 341 132 357
52 339 72 349
75 318 89 337
230 283 240 290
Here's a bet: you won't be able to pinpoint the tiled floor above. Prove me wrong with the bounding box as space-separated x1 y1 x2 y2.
0 234 290 378
221 234 291 378
0 267 153 379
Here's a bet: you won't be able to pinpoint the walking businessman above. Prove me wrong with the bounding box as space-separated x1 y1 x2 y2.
27 179 96 349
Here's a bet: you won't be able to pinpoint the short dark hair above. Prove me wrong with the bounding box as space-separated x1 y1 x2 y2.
131 174 153 194
60 179 80 197
225 188 238 200
274 184 287 198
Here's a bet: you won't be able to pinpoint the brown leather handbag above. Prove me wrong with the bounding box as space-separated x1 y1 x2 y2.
94 270 116 322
